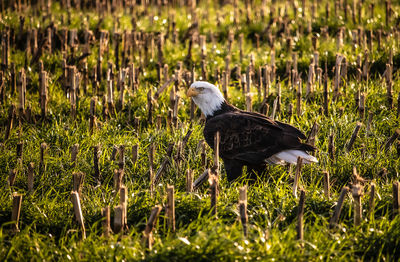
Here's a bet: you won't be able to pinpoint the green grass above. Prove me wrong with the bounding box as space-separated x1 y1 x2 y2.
1 0 400 261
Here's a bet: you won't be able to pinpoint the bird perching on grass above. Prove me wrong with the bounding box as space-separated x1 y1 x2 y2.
187 81 317 181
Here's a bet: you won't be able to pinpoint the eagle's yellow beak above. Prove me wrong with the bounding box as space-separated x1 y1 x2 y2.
187 87 200 97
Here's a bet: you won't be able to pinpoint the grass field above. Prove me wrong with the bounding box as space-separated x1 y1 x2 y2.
1 0 400 260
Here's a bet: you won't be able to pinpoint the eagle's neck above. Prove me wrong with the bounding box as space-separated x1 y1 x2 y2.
206 101 237 120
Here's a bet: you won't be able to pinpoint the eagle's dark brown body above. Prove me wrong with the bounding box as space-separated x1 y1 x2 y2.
204 102 315 181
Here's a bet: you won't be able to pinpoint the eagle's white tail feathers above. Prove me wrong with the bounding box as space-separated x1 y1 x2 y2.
267 150 318 165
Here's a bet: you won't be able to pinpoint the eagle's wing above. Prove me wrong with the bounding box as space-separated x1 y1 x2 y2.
204 111 314 165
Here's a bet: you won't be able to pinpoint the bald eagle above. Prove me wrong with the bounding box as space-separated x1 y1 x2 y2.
187 81 317 181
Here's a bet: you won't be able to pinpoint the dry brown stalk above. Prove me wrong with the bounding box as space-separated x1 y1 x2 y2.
71 191 86 239
239 186 248 237
166 185 175 232
11 192 23 233
330 186 349 228
352 184 363 226
293 157 303 198
142 205 162 250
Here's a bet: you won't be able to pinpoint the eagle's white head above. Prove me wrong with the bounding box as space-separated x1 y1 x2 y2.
187 81 225 117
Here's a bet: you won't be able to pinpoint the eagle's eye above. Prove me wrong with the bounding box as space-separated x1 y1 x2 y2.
196 87 205 91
